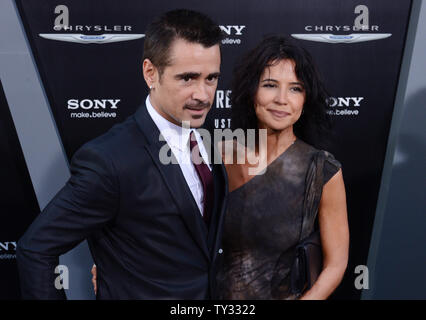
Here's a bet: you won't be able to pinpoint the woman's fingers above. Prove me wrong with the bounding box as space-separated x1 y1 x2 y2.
91 265 97 294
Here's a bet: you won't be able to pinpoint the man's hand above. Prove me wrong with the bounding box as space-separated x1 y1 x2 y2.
91 264 97 295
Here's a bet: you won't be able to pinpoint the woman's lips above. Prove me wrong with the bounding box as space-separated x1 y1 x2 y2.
268 109 290 118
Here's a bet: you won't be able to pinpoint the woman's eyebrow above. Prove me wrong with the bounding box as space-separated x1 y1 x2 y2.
260 78 278 83
260 79 304 86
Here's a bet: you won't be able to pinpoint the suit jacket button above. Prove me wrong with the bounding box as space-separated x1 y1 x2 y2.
218 248 223 254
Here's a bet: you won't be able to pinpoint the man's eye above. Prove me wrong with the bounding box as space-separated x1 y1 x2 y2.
183 76 192 82
207 76 218 82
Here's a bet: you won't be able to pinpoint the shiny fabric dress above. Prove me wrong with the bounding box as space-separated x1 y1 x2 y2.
217 139 341 299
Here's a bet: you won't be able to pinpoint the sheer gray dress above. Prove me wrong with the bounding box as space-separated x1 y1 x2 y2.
217 139 341 300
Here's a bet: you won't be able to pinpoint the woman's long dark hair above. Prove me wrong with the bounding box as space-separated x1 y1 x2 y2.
231 35 332 150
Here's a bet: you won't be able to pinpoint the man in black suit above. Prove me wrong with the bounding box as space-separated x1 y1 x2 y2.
16 9 228 299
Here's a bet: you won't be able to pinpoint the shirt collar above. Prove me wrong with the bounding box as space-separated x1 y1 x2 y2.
146 96 212 169
145 95 192 151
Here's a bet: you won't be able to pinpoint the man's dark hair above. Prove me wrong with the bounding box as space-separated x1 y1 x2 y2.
231 35 332 150
143 9 222 76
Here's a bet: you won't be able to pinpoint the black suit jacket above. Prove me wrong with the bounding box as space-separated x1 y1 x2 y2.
16 103 228 299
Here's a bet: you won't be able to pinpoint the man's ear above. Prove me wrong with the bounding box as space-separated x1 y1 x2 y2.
142 58 158 89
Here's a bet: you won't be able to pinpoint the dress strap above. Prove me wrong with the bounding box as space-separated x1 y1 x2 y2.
299 151 326 241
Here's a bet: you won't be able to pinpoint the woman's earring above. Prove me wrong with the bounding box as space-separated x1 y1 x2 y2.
149 85 154 90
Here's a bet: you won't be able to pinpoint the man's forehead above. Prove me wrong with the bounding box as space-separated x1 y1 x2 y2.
165 38 221 71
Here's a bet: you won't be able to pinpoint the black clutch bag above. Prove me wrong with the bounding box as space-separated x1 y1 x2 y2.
290 230 323 295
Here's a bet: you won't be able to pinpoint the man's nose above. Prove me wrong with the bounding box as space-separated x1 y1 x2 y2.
192 82 210 102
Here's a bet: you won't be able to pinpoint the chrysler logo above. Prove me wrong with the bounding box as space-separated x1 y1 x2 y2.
39 33 145 44
291 33 392 44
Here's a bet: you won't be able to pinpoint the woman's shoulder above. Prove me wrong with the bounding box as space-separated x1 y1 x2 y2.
297 139 342 184
321 150 342 184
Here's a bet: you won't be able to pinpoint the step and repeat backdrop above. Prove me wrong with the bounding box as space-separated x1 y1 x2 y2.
1 0 412 299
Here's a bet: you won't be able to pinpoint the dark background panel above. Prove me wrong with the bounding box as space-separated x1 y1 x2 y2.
0 80 40 299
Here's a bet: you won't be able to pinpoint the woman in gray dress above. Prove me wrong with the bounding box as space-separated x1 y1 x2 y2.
217 35 349 300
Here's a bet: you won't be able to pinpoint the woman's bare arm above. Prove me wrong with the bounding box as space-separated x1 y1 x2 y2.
299 169 350 300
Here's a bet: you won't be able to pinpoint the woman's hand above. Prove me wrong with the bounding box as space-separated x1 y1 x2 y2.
91 264 97 295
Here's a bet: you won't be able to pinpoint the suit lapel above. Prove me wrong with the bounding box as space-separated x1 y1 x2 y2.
134 104 210 261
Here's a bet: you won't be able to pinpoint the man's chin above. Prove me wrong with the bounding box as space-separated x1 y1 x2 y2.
180 116 206 128
189 118 206 128
180 111 208 127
